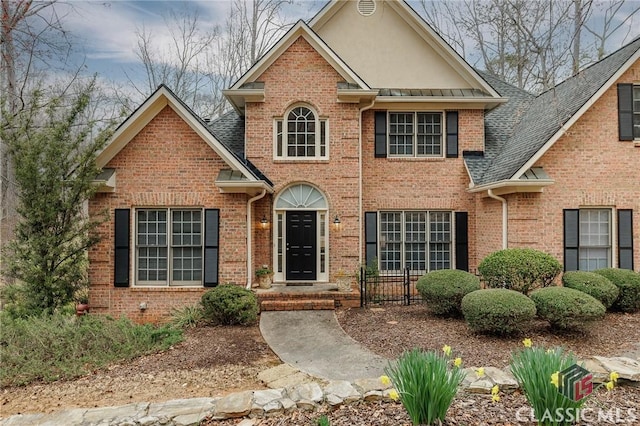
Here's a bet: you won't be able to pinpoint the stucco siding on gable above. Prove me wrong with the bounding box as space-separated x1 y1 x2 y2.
315 1 473 89
89 106 248 323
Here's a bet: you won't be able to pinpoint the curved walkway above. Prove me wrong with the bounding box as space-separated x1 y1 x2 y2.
259 310 388 381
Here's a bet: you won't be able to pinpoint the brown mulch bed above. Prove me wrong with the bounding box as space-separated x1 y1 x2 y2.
3 306 640 424
336 305 640 368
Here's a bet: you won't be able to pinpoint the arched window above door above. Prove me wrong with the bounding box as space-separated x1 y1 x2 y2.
275 183 327 209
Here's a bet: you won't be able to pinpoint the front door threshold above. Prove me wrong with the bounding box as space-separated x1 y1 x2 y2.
285 282 315 287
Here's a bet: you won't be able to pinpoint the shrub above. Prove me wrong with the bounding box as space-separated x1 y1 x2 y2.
384 348 465 425
593 268 640 313
416 269 480 316
0 312 182 387
530 287 605 330
478 248 562 294
511 345 588 425
170 305 204 329
461 289 536 335
201 284 259 325
561 271 619 309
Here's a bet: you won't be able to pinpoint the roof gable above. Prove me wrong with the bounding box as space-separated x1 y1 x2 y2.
310 0 500 96
228 20 369 92
96 85 262 183
472 37 640 187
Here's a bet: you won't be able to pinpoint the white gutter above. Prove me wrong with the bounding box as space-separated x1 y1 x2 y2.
246 189 267 289
487 189 508 250
358 98 377 265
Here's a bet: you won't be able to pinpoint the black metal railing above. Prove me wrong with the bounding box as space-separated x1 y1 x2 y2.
359 267 424 306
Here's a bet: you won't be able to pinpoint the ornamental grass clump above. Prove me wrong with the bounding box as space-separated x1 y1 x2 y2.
384 348 465 426
510 344 587 426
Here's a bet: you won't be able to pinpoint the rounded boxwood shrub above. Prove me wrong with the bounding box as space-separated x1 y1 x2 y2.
593 268 640 312
530 287 605 330
416 269 480 316
478 248 561 295
461 289 536 335
201 284 259 325
561 271 619 309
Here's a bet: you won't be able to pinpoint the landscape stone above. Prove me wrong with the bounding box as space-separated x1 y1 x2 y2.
173 412 208 426
363 390 383 401
467 379 494 394
326 394 344 406
257 364 300 385
148 398 215 418
280 398 297 412
594 356 640 381
295 400 318 410
324 380 361 402
215 391 254 418
253 388 284 406
84 403 148 424
581 358 610 383
0 413 46 426
138 416 160 426
353 377 389 393
263 400 284 415
38 408 87 426
484 366 519 391
287 382 324 403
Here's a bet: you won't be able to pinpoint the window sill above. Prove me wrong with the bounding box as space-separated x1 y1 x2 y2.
385 157 446 162
273 158 330 164
634 141 640 147
129 286 204 291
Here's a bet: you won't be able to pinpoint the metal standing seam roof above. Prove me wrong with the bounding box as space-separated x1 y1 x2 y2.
377 88 492 97
470 37 640 186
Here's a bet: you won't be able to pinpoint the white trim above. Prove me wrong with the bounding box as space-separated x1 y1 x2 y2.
512 48 640 180
310 0 502 99
467 179 555 194
229 21 369 92
97 86 261 184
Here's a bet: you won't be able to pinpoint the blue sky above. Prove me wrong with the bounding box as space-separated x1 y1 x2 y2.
60 0 640 87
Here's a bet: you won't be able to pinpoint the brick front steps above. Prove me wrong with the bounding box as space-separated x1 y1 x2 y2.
256 283 360 311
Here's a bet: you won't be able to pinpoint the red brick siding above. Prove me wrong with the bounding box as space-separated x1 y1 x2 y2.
89 106 248 323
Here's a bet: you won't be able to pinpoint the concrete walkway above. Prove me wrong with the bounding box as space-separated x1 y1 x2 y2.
259 310 388 381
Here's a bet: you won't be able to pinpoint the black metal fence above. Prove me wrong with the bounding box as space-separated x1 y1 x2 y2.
359 267 425 306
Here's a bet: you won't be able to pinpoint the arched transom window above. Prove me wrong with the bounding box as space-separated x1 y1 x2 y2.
275 183 328 209
275 105 328 159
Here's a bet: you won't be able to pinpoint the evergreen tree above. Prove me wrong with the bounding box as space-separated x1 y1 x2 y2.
1 80 114 315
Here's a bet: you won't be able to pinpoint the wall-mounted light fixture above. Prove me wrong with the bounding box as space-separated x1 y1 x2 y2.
260 215 269 229
333 215 341 229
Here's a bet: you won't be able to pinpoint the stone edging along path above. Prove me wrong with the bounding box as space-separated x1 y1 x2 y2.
1 356 638 426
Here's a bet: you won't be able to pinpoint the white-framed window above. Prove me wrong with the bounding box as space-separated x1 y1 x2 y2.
388 112 443 157
633 85 640 139
379 211 451 272
579 208 611 271
275 105 328 159
136 208 203 286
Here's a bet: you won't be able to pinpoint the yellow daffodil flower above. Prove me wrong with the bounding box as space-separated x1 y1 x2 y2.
379 375 391 386
551 371 560 388
442 345 452 357
609 371 619 383
491 385 499 396
492 394 500 403
522 338 533 348
476 367 484 378
546 348 553 354
605 381 615 391
388 389 400 401
454 357 462 368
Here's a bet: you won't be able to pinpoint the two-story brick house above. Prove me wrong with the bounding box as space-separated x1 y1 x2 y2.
89 0 639 322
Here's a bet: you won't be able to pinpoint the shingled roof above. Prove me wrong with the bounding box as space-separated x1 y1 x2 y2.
467 36 640 186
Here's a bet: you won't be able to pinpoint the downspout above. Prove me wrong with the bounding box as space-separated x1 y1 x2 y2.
487 189 508 249
358 98 376 265
246 189 267 289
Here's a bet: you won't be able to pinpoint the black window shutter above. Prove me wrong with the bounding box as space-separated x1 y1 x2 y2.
446 111 459 158
204 209 220 287
618 209 634 270
364 212 378 266
455 212 469 271
114 209 130 287
374 111 387 158
618 84 634 141
563 209 580 271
